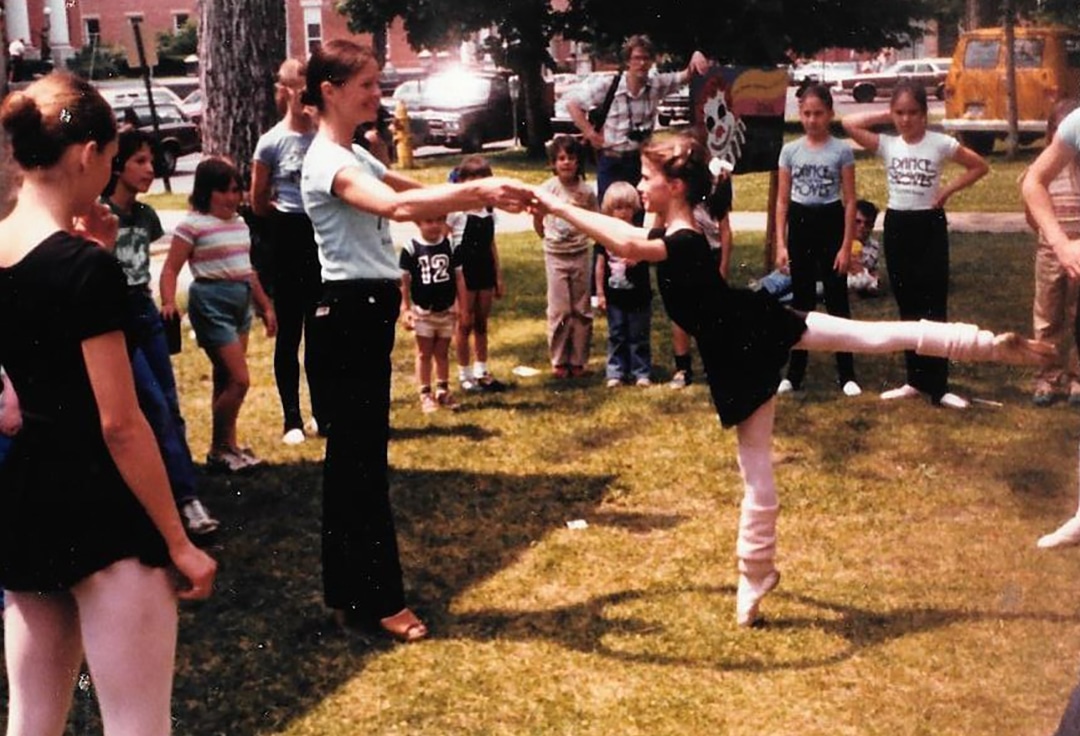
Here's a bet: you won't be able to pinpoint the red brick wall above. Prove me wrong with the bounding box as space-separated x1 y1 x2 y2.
75 0 194 57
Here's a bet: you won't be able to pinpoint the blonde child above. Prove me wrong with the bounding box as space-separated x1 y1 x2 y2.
449 155 506 391
533 135 599 377
400 215 463 413
596 181 653 387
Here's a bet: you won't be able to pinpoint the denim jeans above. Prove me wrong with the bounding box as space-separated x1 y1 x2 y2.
126 288 198 505
606 302 652 381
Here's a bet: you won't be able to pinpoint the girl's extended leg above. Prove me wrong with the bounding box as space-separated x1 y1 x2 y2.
794 312 1048 365
206 336 250 453
4 590 83 736
74 559 178 736
734 398 781 627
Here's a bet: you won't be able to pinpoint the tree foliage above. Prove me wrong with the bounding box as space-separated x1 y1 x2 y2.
157 20 198 59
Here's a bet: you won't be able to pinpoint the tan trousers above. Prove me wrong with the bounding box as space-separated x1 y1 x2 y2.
1033 240 1080 389
545 250 593 369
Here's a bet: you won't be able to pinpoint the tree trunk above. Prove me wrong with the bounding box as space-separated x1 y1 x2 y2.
1003 0 1019 159
199 0 286 183
0 14 19 220
519 61 552 158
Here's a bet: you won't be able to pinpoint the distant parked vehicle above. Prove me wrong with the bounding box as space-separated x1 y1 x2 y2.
402 69 550 152
791 61 860 87
114 102 201 176
549 70 617 135
180 89 203 125
657 84 690 127
943 26 1080 155
835 59 952 103
99 85 184 110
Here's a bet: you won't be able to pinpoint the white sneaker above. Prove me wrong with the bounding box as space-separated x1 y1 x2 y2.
777 379 794 395
880 384 920 401
605 378 622 388
181 499 220 535
938 392 969 410
282 428 305 445
842 380 862 397
1037 516 1080 549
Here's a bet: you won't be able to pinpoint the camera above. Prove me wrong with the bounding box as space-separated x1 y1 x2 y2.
627 126 652 143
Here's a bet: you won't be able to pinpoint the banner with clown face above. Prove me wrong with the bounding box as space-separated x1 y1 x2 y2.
691 66 788 174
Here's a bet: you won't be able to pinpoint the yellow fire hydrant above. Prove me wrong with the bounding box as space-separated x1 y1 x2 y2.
393 100 414 170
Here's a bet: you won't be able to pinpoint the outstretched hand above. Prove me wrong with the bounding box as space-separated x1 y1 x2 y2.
482 177 536 213
527 184 560 218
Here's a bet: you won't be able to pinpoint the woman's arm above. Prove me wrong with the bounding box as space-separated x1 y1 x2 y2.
159 236 194 320
835 163 856 274
774 167 792 268
334 167 531 222
934 145 989 209
594 250 607 310
382 169 425 193
531 186 667 262
841 110 888 153
1023 135 1080 275
82 331 216 600
249 160 274 218
718 215 733 281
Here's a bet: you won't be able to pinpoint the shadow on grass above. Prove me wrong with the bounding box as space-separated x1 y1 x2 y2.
12 459 622 735
450 583 1080 674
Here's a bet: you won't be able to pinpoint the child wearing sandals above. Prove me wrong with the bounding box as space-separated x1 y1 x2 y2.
160 158 277 473
530 131 1049 626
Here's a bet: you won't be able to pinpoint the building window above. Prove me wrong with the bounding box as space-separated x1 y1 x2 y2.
173 13 190 32
303 8 322 54
84 18 101 47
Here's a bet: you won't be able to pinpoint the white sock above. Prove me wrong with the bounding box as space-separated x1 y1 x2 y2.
459 366 474 381
474 361 487 377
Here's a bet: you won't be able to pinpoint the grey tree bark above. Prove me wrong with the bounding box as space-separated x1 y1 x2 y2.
198 0 286 182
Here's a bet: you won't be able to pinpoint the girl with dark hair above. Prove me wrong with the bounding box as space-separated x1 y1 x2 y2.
530 131 1047 627
776 83 860 396
533 134 598 377
106 128 219 534
0 71 216 735
160 157 277 473
844 80 990 409
299 39 531 641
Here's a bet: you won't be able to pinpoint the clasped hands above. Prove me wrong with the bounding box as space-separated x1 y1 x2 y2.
480 179 562 218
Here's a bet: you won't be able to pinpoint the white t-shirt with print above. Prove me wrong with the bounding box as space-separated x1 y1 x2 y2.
877 131 959 211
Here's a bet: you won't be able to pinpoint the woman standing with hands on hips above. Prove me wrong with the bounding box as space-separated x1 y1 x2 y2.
0 72 216 735
843 81 990 409
299 39 533 641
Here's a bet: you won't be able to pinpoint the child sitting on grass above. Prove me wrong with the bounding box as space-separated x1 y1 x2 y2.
400 215 463 413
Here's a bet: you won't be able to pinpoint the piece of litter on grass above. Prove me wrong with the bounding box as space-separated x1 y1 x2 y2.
971 398 1004 408
566 519 588 530
512 365 541 377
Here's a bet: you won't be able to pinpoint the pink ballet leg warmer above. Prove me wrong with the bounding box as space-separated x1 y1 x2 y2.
915 319 1043 365
735 500 780 627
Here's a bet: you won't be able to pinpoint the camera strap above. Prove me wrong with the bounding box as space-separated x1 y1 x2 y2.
589 69 623 132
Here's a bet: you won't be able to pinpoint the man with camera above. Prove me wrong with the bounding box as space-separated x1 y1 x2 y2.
565 35 710 204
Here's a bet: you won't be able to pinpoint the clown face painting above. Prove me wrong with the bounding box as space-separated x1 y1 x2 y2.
697 73 746 168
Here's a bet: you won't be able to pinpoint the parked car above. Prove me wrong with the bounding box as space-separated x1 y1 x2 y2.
403 69 549 152
549 70 617 135
657 84 690 127
791 61 860 87
835 58 952 103
180 88 203 125
99 84 184 110
943 26 1080 155
114 102 201 176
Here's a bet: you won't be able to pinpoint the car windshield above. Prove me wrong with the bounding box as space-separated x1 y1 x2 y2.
964 40 1000 69
417 72 491 107
122 104 186 125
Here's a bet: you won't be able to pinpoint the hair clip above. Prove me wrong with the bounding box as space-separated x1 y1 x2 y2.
59 108 72 124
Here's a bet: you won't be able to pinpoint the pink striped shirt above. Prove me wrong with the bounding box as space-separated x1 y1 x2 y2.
173 212 253 281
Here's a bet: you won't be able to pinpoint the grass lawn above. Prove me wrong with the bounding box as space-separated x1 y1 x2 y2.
5 231 1079 735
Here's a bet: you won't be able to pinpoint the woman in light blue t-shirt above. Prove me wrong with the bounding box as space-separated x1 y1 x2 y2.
298 39 532 643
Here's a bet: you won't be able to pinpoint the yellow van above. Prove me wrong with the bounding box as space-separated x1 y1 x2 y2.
942 26 1080 154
